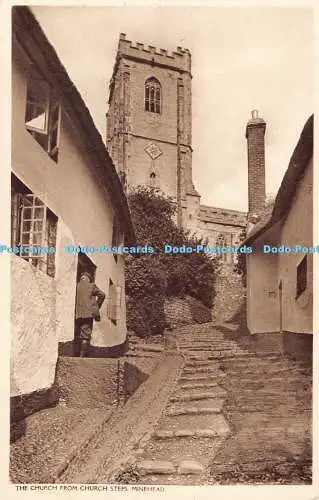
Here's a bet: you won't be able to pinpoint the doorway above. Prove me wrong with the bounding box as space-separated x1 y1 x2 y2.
76 251 97 284
73 252 97 352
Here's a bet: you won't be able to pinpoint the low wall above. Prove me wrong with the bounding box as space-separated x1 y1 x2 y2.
247 332 312 366
283 331 313 365
55 357 121 408
248 333 284 354
123 357 160 403
10 353 162 441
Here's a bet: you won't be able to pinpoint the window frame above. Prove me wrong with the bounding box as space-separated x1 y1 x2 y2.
25 70 62 162
25 76 50 135
11 174 57 278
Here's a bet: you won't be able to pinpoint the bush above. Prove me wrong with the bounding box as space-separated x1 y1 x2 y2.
125 255 167 337
125 186 218 337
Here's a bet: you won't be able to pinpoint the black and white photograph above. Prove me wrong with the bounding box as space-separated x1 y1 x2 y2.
7 2 314 491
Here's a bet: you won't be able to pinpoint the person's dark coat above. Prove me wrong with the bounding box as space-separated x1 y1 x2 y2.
75 280 106 321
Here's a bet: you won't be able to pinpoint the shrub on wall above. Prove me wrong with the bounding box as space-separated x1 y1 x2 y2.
125 186 218 337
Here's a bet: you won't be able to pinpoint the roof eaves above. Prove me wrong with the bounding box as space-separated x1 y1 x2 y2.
13 6 136 246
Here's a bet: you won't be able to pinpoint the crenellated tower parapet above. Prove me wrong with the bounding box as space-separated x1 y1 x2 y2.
117 33 191 74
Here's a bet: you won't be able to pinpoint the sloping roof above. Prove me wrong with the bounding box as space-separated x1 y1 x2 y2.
244 114 313 245
12 6 136 246
200 204 247 228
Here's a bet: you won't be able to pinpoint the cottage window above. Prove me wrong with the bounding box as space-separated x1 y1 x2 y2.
11 175 57 277
296 255 307 298
25 72 61 162
145 78 161 114
107 279 122 325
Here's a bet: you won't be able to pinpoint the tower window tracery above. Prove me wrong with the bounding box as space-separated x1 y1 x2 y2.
145 78 161 114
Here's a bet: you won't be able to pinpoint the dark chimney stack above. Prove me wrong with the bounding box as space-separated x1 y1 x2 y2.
246 110 266 222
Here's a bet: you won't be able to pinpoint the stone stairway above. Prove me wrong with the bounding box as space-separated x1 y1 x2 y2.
133 326 251 484
128 323 311 485
125 338 165 359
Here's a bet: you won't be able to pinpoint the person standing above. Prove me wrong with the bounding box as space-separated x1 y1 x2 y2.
74 271 106 357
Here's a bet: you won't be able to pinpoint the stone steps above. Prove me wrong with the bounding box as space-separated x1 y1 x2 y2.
165 406 223 417
226 366 312 374
167 397 225 414
179 372 226 383
184 359 224 367
224 380 311 389
207 351 254 360
131 325 311 486
179 345 239 352
130 344 164 353
138 459 205 475
125 352 162 359
154 428 229 439
182 366 220 375
170 387 227 402
156 413 230 435
178 381 219 390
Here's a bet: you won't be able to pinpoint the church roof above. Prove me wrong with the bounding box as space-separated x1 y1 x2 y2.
244 114 313 245
200 205 247 227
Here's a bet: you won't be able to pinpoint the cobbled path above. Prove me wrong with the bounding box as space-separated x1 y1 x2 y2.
123 323 312 485
30 323 310 485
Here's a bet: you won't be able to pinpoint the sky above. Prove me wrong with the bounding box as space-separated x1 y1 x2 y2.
32 5 313 212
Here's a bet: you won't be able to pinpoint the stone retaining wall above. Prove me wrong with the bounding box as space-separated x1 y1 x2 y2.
212 267 246 324
164 296 212 328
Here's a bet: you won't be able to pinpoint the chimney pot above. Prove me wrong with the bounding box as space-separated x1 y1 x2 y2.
252 109 259 119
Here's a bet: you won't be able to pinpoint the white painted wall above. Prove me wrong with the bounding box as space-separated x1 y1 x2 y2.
246 158 313 336
11 38 128 397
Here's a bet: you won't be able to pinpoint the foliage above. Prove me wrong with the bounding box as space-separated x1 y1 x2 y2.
125 186 218 337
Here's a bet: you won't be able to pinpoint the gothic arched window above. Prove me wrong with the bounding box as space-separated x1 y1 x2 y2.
217 233 226 246
145 78 161 114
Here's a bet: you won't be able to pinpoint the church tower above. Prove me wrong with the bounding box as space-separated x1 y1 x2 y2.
106 33 200 228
